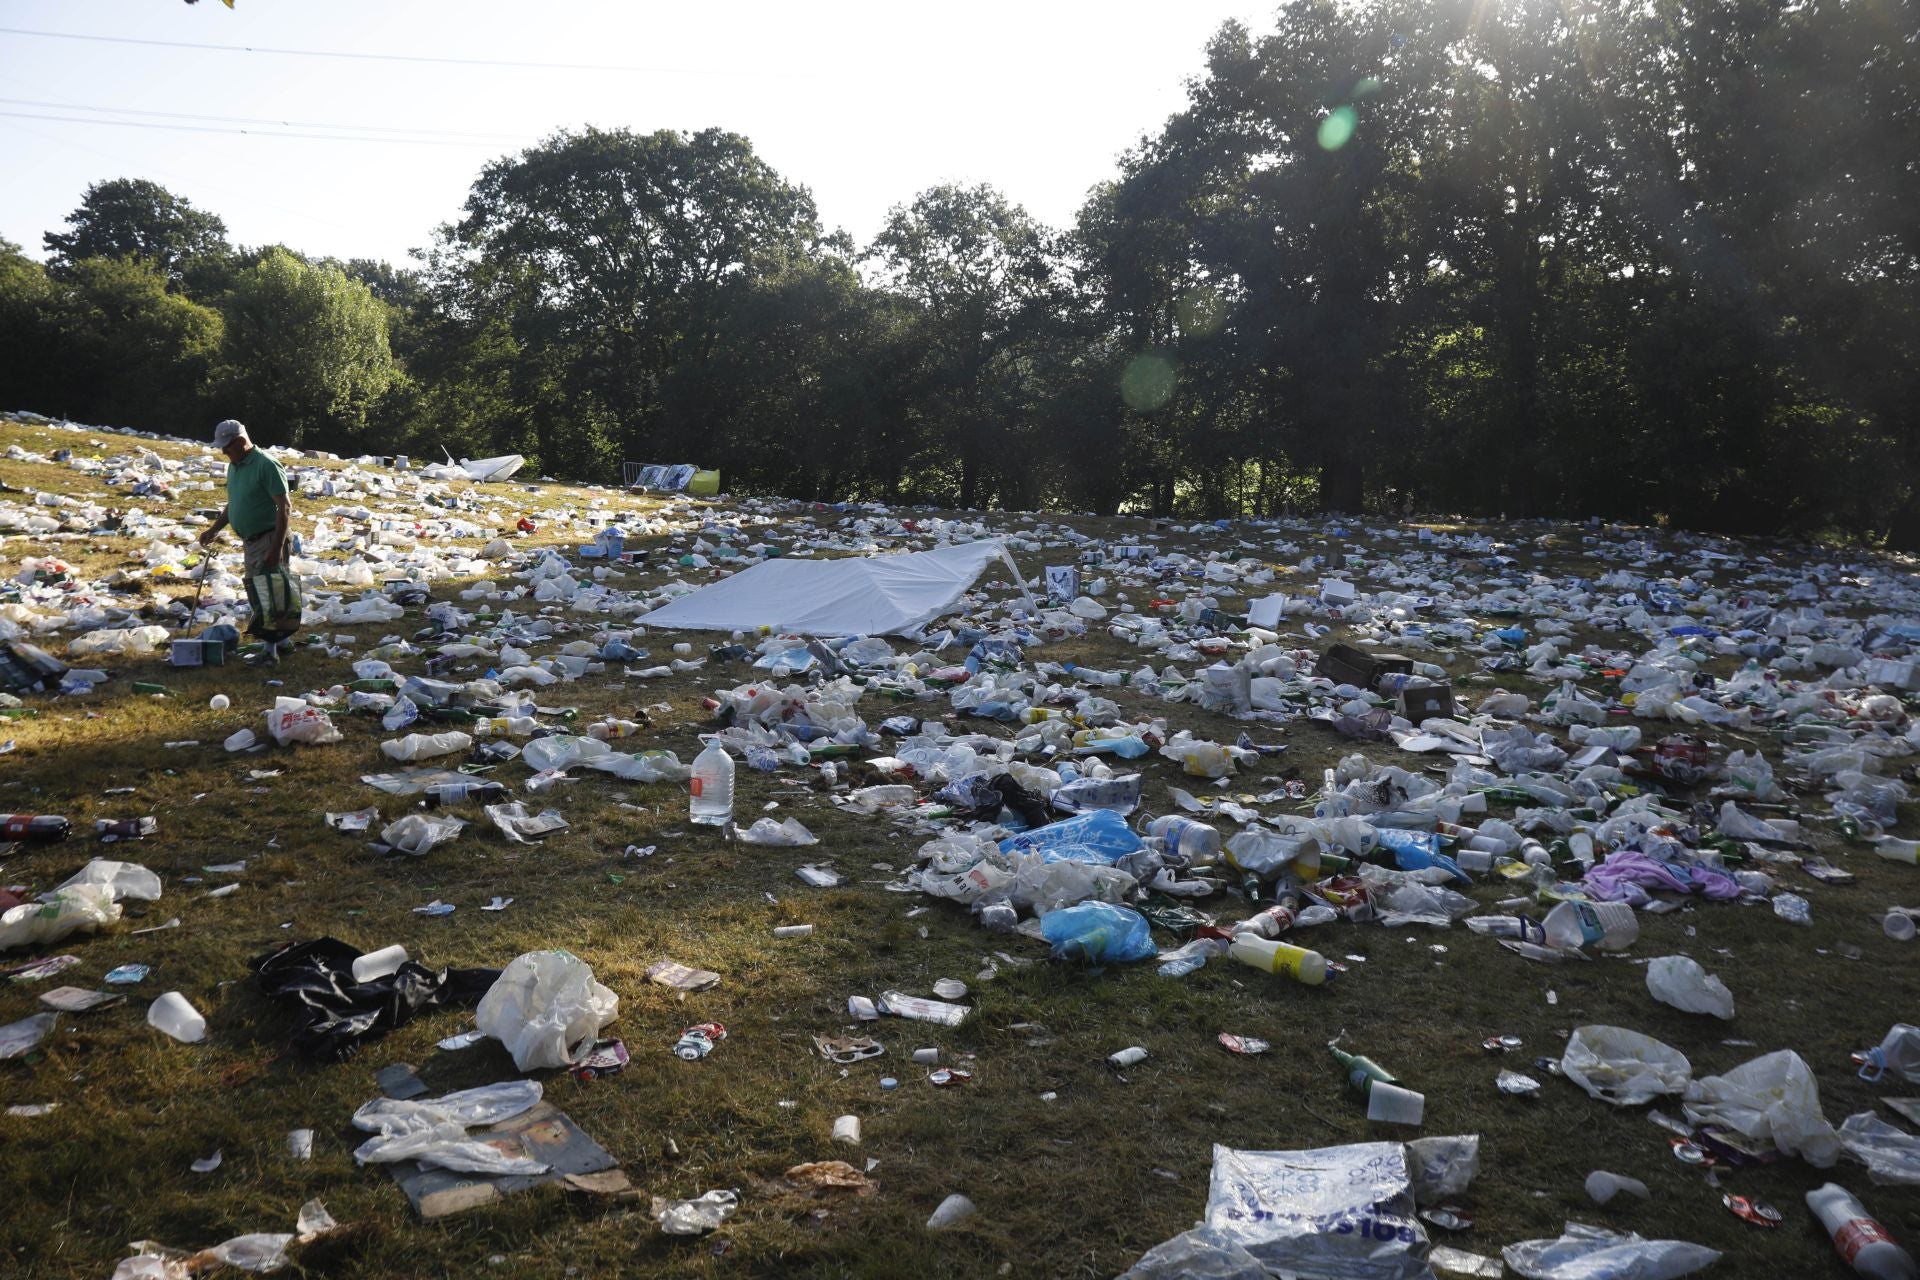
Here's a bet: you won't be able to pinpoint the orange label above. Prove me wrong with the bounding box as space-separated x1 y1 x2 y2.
690 778 703 797
1837 1218 1893 1262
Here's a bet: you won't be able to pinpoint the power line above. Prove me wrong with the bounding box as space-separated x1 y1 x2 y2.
0 25 709 74
0 109 518 147
0 96 530 142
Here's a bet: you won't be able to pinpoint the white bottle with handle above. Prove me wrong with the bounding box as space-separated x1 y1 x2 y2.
689 736 735 826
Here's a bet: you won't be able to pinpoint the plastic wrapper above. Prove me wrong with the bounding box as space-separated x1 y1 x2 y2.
1562 1025 1692 1106
1041 901 1156 964
1838 1112 1920 1185
1645 956 1734 1020
1682 1049 1839 1166
1201 1141 1432 1280
66 624 169 657
653 1189 739 1235
1405 1135 1480 1207
0 883 120 951
1122 1225 1269 1280
1503 1224 1719 1280
475 950 619 1071
381 730 473 762
733 817 818 846
54 858 162 902
380 814 465 856
1006 851 1135 915
352 1080 548 1173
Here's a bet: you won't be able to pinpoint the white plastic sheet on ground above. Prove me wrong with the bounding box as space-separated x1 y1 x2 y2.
1645 956 1735 1020
1682 1049 1839 1166
1503 1223 1719 1280
637 540 1033 637
1562 1026 1692 1107
1200 1142 1433 1280
351 1080 548 1174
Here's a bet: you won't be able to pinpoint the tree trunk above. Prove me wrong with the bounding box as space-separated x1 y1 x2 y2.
1319 456 1364 514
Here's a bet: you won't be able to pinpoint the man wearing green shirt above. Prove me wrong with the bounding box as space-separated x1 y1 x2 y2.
199 418 299 656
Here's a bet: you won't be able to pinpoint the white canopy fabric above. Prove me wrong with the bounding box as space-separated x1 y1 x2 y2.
637 540 1028 637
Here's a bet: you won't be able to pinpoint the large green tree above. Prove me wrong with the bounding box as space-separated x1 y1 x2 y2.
44 178 230 288
41 256 223 431
215 247 396 447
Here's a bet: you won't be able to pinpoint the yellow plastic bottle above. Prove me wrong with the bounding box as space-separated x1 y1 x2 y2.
1227 935 1328 984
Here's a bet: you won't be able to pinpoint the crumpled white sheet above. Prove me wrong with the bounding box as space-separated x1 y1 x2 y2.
350 1080 548 1174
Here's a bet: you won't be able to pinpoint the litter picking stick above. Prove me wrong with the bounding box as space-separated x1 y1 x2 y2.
183 556 209 634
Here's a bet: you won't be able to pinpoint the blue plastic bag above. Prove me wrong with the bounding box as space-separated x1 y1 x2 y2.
999 809 1143 864
1042 902 1156 964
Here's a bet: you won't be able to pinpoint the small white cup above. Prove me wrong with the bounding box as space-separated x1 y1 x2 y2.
1885 912 1916 942
1366 1082 1426 1126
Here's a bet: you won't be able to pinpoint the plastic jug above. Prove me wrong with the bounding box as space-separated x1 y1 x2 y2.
689 737 735 826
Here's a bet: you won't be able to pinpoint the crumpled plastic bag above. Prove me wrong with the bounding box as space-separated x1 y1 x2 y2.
1646 956 1734 1020
265 696 342 746
0 883 120 951
483 803 568 843
67 625 169 657
380 814 464 856
1838 1112 1920 1185
998 808 1143 865
1122 1225 1268 1280
352 1080 548 1173
1201 1142 1431 1280
653 1188 738 1235
1562 1025 1692 1106
55 858 163 902
112 1199 336 1279
1406 1134 1481 1207
733 817 818 846
1006 851 1135 914
1040 901 1156 964
1503 1223 1719 1280
475 950 619 1071
381 730 472 762
0 1011 56 1059
1682 1049 1839 1166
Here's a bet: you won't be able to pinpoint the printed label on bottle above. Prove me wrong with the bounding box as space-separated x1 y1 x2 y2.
1836 1218 1893 1262
690 778 703 797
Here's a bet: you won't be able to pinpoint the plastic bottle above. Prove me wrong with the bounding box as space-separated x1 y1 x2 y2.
1876 838 1920 866
475 716 537 738
1234 898 1299 939
424 780 508 809
0 814 71 843
1806 1183 1917 1280
1227 935 1327 984
1146 815 1222 860
1328 1042 1396 1097
689 737 735 826
587 718 646 741
1542 900 1639 951
1464 915 1547 943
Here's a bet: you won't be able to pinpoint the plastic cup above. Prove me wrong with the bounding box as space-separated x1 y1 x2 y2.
1366 1082 1426 1126
351 944 408 983
1885 912 1916 943
926 1193 977 1229
832 1115 861 1146
148 991 207 1043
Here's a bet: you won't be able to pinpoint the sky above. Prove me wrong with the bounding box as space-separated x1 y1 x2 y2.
0 1 1269 268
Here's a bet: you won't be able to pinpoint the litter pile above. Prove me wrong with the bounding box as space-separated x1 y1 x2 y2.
3 411 1919 1277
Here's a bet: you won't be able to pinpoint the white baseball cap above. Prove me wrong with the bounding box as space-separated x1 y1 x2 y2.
212 419 249 448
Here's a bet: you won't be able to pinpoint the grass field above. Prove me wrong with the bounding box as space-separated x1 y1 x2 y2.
1 414 1916 1279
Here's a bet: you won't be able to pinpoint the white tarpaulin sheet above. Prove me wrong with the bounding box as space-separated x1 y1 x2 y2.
637 541 1024 637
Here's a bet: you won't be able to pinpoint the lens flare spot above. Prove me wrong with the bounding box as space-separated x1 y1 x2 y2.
1317 105 1358 151
1121 353 1176 411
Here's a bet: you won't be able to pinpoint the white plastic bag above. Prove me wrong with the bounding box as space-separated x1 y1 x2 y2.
380 814 464 856
381 730 472 762
475 950 619 1071
1645 956 1734 1020
1503 1223 1719 1280
265 696 342 746
351 1080 548 1173
1682 1050 1839 1166
67 625 169 657
0 884 120 951
1202 1142 1431 1280
733 817 818 846
54 858 163 902
1123 1225 1269 1280
1838 1112 1920 1185
1562 1025 1692 1106
1405 1134 1481 1207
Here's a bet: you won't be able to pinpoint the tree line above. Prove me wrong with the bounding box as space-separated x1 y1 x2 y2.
1 0 1913 541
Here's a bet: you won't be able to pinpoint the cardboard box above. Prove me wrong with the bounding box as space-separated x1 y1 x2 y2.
168 638 225 668
1397 681 1455 723
1315 643 1412 691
